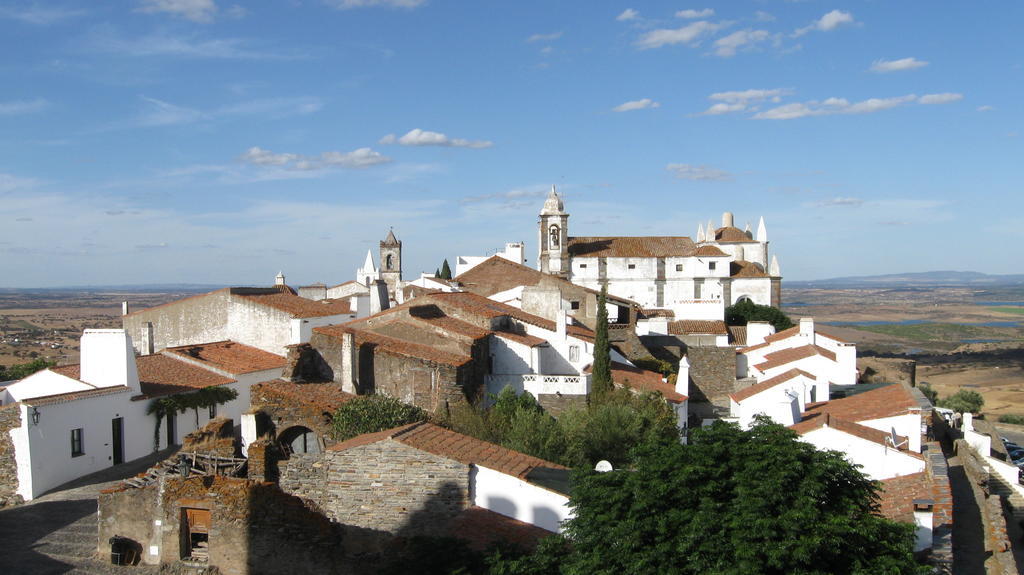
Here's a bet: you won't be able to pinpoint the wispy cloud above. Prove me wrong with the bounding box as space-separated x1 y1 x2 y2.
815 197 863 207
666 164 732 181
616 8 638 22
870 57 928 73
698 88 792 115
753 93 962 120
793 10 855 38
124 95 322 128
636 20 725 49
977 105 995 112
325 0 426 9
612 98 660 112
754 11 775 22
0 5 86 25
676 8 713 19
0 98 49 116
526 31 563 43
86 27 307 60
379 129 493 149
714 29 771 57
0 173 40 195
137 0 217 23
462 186 550 204
238 146 392 170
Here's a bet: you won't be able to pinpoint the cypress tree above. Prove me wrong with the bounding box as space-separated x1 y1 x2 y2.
434 268 441 278
440 259 452 279
591 284 613 396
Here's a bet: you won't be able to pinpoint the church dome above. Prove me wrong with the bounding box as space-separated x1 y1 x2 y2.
540 186 565 215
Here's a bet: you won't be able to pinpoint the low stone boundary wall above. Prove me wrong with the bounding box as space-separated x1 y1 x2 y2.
955 439 1018 574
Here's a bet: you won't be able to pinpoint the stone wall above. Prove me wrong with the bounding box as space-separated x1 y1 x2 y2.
858 356 916 386
181 417 237 459
249 383 335 446
0 404 24 507
99 476 348 575
537 393 587 417
245 439 279 483
123 290 231 355
279 440 469 535
686 346 739 404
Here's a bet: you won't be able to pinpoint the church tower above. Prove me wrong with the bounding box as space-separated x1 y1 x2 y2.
379 228 402 295
538 186 569 277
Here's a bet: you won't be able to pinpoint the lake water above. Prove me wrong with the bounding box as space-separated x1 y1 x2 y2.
822 320 1021 327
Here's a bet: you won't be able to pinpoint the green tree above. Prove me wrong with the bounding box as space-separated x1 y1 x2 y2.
496 419 926 575
938 389 985 414
918 383 939 405
0 357 57 381
331 394 428 441
439 259 453 280
590 285 612 396
146 386 239 451
725 299 795 332
434 267 441 278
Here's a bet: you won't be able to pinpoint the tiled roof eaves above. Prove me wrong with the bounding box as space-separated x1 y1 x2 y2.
25 385 132 406
730 368 812 403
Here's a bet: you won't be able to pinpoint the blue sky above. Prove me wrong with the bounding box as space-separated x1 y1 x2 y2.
1 1 1019 287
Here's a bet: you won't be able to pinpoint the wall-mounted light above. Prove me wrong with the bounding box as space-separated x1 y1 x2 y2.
31 407 40 426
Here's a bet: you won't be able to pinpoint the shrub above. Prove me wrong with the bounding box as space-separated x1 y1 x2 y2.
998 414 1024 425
724 300 794 332
331 394 427 441
918 383 939 405
937 389 985 414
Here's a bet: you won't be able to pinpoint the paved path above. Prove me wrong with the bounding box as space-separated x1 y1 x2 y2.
0 450 172 574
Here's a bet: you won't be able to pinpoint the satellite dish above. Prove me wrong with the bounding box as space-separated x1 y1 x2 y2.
594 460 613 473
886 427 908 450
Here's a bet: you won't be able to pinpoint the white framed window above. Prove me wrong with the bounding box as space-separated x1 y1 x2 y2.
71 428 84 457
569 346 580 362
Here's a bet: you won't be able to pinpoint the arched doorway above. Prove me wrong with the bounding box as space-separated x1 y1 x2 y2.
278 426 321 457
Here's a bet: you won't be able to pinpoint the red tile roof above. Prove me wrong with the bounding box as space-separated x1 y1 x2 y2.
455 256 639 307
877 471 932 524
330 422 566 482
316 325 473 367
730 260 768 278
669 319 728 335
754 344 836 372
693 245 728 257
731 368 813 403
422 292 596 342
727 325 747 346
164 341 286 375
493 330 548 348
234 290 354 318
608 361 686 403
567 236 697 258
250 380 355 412
23 384 132 406
54 357 236 399
445 506 556 546
799 383 920 424
713 226 754 243
790 412 916 456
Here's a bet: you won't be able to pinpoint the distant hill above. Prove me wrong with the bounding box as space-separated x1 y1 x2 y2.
0 284 225 293
790 271 1024 288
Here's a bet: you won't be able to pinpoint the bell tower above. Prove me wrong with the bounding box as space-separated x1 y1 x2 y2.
538 186 569 277
379 228 402 296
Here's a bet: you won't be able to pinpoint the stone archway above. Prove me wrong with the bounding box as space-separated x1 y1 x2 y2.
278 425 321 458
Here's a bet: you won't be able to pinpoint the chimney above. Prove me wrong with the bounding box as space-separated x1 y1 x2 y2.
799 317 814 340
140 322 155 355
80 329 141 393
746 321 773 347
556 310 567 340
121 301 129 316
722 211 734 228
369 280 390 315
275 271 286 286
340 331 357 394
676 355 690 397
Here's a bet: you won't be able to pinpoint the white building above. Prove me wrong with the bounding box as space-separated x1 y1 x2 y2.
536 186 780 320
455 242 526 276
0 330 285 501
737 317 858 388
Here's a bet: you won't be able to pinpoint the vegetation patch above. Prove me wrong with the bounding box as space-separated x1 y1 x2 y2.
840 322 1015 343
988 306 1024 315
997 414 1024 425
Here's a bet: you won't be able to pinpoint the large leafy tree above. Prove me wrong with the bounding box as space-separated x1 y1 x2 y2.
331 394 427 441
499 419 926 575
725 299 794 332
590 284 612 396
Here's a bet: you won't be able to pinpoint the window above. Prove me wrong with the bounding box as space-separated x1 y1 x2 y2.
675 264 683 272
569 346 580 362
209 404 217 419
579 263 587 269
570 301 581 310
71 428 84 457
709 262 717 271
628 264 636 270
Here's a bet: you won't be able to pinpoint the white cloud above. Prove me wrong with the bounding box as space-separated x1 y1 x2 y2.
676 8 714 19
699 88 791 115
666 164 732 181
379 129 493 149
754 11 775 22
870 57 928 73
238 146 391 170
636 21 724 49
617 9 638 22
754 94 919 119
0 98 48 116
918 93 963 105
136 96 205 127
977 105 995 112
527 32 562 43
326 0 425 8
0 173 40 195
793 10 855 37
713 29 770 57
87 28 305 60
137 0 217 23
815 197 863 207
612 98 660 112
700 102 747 115
0 5 86 25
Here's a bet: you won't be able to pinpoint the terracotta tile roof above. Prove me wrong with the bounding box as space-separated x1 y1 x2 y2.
316 325 473 367
731 368 813 403
567 236 696 258
763 325 800 343
693 245 728 257
53 358 236 400
234 290 354 318
754 344 836 372
331 422 567 483
714 226 753 243
454 256 547 295
877 471 932 524
608 361 686 403
445 506 556 546
423 291 596 342
730 260 768 278
250 380 355 412
727 325 747 346
668 319 728 335
493 330 548 348
164 341 286 375
800 383 920 424
790 412 915 456
641 308 675 318
405 307 492 340
124 287 231 317
24 384 132 406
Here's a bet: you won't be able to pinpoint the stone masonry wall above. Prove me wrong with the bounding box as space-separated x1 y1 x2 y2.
686 346 739 404
537 393 587 417
858 356 916 386
279 440 469 535
0 404 24 507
